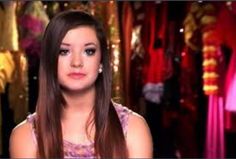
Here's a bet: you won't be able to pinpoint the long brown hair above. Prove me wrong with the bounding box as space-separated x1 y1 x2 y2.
36 10 128 158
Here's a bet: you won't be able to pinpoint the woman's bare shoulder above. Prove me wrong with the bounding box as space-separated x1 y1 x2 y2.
126 112 153 158
9 119 37 158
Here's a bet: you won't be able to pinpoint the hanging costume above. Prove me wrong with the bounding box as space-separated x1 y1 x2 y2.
0 1 28 156
0 1 17 156
201 2 236 158
18 1 49 113
141 2 168 104
121 1 133 108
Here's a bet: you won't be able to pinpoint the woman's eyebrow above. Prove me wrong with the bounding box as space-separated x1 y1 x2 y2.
84 42 97 47
61 42 70 46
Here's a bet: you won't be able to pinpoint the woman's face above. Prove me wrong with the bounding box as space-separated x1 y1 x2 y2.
58 26 101 93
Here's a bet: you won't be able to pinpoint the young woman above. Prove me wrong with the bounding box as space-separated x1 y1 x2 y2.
9 10 152 158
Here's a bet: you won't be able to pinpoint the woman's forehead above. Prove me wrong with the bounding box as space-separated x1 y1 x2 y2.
61 26 99 46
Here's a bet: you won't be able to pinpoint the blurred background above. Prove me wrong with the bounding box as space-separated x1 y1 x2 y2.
0 1 236 158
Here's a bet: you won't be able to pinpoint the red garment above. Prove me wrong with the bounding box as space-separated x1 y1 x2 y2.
217 4 236 131
205 3 236 158
141 2 168 85
215 4 236 112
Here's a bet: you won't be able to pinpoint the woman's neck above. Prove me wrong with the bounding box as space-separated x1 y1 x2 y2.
61 86 96 120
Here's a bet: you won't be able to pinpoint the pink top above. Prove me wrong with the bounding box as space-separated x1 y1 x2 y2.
27 103 133 158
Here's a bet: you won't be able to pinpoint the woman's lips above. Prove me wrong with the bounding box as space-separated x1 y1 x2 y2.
67 72 86 79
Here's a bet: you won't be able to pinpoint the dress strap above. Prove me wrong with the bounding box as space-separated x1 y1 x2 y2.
113 102 133 137
26 113 37 145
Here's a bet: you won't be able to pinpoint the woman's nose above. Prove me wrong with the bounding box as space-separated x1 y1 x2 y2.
70 52 83 68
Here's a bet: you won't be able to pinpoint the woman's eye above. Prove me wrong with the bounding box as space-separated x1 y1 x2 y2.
59 48 69 56
84 48 96 56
